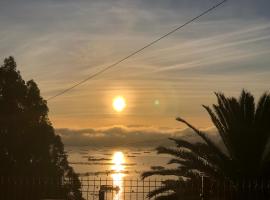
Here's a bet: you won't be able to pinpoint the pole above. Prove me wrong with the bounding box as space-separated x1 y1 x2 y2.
99 190 105 200
200 175 204 200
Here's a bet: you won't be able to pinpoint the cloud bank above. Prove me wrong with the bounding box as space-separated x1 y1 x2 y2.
56 125 218 147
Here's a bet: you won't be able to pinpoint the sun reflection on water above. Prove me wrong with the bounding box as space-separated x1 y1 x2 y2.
111 151 125 200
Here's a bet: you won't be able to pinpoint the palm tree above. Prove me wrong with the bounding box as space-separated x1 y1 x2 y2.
142 90 270 199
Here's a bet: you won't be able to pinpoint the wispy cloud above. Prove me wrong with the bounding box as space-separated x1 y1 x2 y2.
1 0 270 128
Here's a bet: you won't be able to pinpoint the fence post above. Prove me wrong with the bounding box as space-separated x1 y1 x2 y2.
99 190 105 200
200 176 204 200
200 175 210 200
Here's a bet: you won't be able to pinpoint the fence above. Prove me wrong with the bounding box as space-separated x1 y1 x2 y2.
1 176 270 200
0 176 165 200
204 179 270 200
79 177 164 200
0 176 72 200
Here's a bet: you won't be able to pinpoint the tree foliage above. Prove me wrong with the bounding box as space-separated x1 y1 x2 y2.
0 57 83 199
142 90 270 199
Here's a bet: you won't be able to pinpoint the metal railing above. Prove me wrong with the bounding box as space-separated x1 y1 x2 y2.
1 176 270 200
0 176 165 200
79 177 164 200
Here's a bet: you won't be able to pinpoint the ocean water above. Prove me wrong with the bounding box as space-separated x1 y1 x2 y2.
66 146 171 179
66 146 173 199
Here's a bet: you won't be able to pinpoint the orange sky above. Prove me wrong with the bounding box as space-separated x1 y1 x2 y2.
1 0 270 130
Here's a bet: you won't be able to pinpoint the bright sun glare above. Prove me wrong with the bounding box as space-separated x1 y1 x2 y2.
112 151 125 172
113 96 126 112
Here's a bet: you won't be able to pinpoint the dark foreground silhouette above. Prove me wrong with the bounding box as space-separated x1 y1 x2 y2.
142 90 270 200
0 57 83 200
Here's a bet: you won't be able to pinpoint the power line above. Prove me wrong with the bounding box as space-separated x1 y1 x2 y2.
47 0 228 101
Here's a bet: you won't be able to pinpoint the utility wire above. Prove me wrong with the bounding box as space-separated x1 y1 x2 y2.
47 0 228 101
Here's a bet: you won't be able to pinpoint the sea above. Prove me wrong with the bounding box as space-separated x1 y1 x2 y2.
66 146 172 200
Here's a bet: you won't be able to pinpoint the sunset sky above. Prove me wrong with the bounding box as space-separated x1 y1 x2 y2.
1 0 270 133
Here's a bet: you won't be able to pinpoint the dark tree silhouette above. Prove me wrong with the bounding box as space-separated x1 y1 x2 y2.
0 57 83 199
142 90 270 200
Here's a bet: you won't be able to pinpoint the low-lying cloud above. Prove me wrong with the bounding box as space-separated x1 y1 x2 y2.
56 125 218 147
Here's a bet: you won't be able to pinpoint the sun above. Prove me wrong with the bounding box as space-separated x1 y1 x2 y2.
113 96 126 112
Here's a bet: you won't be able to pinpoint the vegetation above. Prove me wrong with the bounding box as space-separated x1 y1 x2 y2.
0 57 83 199
142 90 270 199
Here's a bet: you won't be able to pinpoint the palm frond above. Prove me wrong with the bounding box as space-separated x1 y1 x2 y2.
147 179 180 198
144 90 270 198
154 193 179 200
158 145 223 176
169 138 225 170
239 90 255 125
141 168 186 179
175 117 230 163
202 105 233 158
167 158 186 165
156 146 206 166
168 138 196 150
